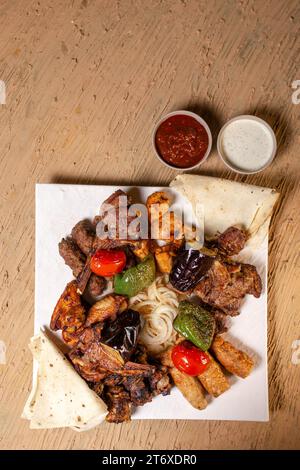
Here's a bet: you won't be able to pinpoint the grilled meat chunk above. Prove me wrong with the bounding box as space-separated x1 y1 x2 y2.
147 365 172 397
50 280 86 346
217 226 247 256
105 385 132 423
195 259 262 316
71 219 95 255
123 376 152 406
58 238 106 297
59 238 85 277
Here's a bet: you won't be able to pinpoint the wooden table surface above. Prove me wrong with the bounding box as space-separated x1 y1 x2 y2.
0 0 299 450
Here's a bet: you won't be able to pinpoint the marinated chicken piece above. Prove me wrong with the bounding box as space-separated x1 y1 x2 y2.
85 294 128 327
50 281 86 346
71 219 95 255
195 259 262 316
154 244 175 273
217 226 247 256
211 335 254 378
58 238 106 297
197 352 230 397
160 346 207 410
131 239 150 260
146 191 171 219
105 385 132 423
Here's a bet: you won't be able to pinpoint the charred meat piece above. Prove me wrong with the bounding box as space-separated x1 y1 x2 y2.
59 238 86 277
69 334 125 382
58 238 106 297
217 226 247 256
170 248 214 292
85 294 128 327
71 219 95 255
105 385 132 423
211 309 229 334
195 259 262 316
87 274 107 298
101 309 141 360
147 365 172 397
50 281 86 346
122 376 152 406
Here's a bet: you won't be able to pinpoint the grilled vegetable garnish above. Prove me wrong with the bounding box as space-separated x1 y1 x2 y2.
114 254 156 297
90 249 126 277
173 301 216 351
211 335 254 378
50 280 86 346
171 341 210 376
160 346 207 410
170 248 214 292
101 309 141 360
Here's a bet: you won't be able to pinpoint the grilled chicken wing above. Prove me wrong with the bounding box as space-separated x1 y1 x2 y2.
50 280 86 346
85 294 128 327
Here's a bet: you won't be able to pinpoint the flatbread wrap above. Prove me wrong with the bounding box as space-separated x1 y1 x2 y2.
22 330 107 430
170 174 279 246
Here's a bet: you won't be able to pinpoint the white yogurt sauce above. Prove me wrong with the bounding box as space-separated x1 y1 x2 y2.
220 119 274 172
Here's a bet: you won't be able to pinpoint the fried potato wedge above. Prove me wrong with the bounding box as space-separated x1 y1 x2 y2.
197 352 230 397
211 335 254 378
85 294 128 327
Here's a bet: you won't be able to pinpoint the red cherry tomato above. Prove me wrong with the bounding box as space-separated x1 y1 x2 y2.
90 249 126 277
171 341 210 376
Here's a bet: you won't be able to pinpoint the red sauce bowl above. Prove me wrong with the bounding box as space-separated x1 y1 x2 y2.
153 110 212 170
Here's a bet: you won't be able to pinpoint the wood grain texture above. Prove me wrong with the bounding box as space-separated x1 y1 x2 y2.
0 0 299 450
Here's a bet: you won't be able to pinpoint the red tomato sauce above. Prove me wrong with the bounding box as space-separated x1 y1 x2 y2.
155 114 209 168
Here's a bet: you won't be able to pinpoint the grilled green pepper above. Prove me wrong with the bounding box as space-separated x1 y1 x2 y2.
114 254 156 297
173 301 215 351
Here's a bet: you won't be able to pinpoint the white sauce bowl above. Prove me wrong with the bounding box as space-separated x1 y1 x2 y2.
217 115 277 174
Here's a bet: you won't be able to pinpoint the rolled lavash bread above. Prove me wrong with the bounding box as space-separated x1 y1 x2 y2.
22 330 107 431
170 174 279 248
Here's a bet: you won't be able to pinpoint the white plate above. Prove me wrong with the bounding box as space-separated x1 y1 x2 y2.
35 184 269 421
